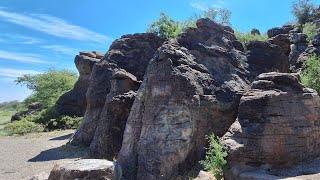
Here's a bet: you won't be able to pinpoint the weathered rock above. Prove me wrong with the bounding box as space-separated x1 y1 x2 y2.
11 102 43 121
48 159 121 180
251 28 261 35
70 33 164 147
223 72 320 179
246 41 289 79
312 33 320 46
118 18 251 180
194 171 215 180
89 70 140 159
55 52 101 117
267 27 287 38
269 34 291 56
290 33 308 44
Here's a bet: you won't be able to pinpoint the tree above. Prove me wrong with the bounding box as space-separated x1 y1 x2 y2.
203 7 232 26
15 68 78 107
292 0 315 25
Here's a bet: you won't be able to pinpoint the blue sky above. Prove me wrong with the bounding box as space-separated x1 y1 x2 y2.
0 0 318 102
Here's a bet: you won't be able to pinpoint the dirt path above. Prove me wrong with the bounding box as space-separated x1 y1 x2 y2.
0 130 87 180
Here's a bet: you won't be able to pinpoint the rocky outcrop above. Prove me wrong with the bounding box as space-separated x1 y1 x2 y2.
223 72 320 179
267 25 294 38
11 102 42 121
48 159 121 180
117 18 251 180
269 34 291 56
246 41 289 79
251 28 261 35
296 33 320 69
55 51 101 117
89 70 140 159
69 33 164 148
289 33 308 70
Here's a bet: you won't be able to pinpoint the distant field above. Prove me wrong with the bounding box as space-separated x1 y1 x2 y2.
0 110 16 125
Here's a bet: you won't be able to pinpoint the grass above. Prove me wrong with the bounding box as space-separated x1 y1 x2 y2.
0 110 16 125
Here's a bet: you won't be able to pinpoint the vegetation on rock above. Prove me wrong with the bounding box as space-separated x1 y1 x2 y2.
235 31 268 50
291 0 315 25
302 22 320 41
301 55 320 93
200 134 227 180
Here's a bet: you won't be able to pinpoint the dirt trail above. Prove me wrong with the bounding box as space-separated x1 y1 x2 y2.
0 130 87 180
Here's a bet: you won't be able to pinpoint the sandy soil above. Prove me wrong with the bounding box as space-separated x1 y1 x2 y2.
0 130 87 180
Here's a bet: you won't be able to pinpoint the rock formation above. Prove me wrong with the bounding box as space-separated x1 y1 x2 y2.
296 33 320 69
251 28 261 35
55 51 102 117
288 33 308 69
70 33 164 150
11 102 42 121
48 159 121 180
269 34 291 56
223 72 320 179
267 25 294 38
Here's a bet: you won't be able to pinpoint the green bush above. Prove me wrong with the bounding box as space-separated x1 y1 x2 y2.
235 31 268 51
301 55 320 93
0 120 44 136
291 0 315 25
200 134 227 180
15 68 78 108
303 22 320 41
46 116 83 131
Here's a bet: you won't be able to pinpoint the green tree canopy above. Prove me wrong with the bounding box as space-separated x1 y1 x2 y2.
15 68 78 107
292 0 315 25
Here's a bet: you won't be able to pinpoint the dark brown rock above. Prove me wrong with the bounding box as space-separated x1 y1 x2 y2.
118 18 251 180
89 70 140 159
223 72 320 179
251 28 261 35
267 27 287 38
269 34 291 56
69 33 164 147
11 102 43 121
246 41 289 79
55 52 101 117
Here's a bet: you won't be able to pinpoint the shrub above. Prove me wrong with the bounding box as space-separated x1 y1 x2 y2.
291 0 315 25
302 22 320 41
15 68 78 108
0 120 44 136
301 54 320 93
46 116 83 131
200 134 227 180
235 31 268 51
203 7 232 26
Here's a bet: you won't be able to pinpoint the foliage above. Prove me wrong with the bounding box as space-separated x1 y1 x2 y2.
0 120 44 136
15 68 78 108
0 110 16 125
291 0 315 25
147 7 232 39
301 55 320 93
203 7 232 26
302 22 320 41
200 134 228 180
235 31 268 50
0 101 25 111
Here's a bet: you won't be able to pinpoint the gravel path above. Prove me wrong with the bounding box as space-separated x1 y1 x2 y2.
0 130 87 180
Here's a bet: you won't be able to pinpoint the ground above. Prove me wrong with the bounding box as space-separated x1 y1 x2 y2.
0 130 87 180
0 109 16 129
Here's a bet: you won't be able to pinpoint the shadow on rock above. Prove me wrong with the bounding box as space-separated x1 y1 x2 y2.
49 133 73 141
28 144 87 162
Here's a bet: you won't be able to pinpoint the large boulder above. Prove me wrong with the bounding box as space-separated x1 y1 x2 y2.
288 33 309 70
11 102 43 121
69 33 164 147
55 51 101 117
118 18 251 180
296 33 320 69
89 70 140 159
48 159 121 180
246 41 289 79
268 34 291 56
223 72 320 179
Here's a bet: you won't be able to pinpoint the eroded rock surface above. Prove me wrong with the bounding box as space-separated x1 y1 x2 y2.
55 51 101 117
118 18 251 180
70 33 164 147
11 102 43 121
48 159 121 180
223 72 320 179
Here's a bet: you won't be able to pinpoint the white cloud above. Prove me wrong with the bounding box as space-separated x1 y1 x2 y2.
0 9 111 43
0 50 52 64
41 45 78 55
190 2 207 11
190 0 226 10
0 67 41 78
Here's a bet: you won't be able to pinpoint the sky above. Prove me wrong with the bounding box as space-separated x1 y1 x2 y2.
0 0 318 102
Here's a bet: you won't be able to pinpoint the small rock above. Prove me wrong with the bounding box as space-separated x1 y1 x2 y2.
251 28 261 35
